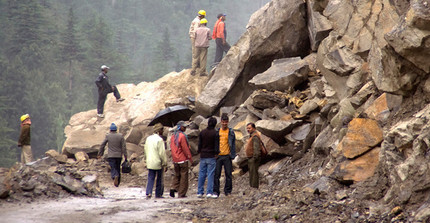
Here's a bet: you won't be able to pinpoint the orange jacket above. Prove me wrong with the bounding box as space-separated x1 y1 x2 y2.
212 18 225 40
170 132 193 163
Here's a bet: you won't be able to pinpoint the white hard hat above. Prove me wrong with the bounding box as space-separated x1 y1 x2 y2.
100 65 110 70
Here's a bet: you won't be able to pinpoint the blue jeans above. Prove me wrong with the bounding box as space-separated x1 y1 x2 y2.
197 158 216 195
146 169 164 197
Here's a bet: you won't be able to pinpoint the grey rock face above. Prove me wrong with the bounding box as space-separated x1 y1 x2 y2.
196 0 309 116
249 57 310 91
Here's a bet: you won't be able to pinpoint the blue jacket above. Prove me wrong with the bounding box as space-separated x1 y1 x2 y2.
215 127 236 159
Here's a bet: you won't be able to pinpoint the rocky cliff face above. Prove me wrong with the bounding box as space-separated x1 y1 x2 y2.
3 0 430 221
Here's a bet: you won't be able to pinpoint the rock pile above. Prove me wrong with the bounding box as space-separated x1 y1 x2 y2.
0 153 102 201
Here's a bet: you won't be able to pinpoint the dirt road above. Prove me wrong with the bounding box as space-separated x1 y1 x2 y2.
0 187 197 223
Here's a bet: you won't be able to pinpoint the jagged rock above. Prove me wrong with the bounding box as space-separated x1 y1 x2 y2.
126 143 144 157
250 90 286 110
219 106 237 117
125 125 146 145
307 0 332 51
310 78 325 98
196 0 309 116
287 123 312 142
75 151 89 162
45 150 68 163
323 46 363 77
364 93 403 122
337 118 383 159
164 97 192 107
51 173 86 194
256 119 302 145
312 125 335 156
330 98 356 129
299 98 320 115
303 117 326 152
349 81 375 108
385 1 430 73
303 176 333 194
62 130 107 157
332 147 380 183
131 160 146 177
246 105 263 119
249 57 310 91
259 158 289 175
335 190 348 200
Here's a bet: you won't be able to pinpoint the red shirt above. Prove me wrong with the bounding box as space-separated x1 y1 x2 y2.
170 132 193 163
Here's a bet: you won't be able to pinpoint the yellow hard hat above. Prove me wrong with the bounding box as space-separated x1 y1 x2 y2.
200 18 208 24
20 114 30 122
198 10 206 16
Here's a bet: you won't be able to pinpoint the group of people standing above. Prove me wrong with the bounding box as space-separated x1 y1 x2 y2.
189 10 230 76
145 114 264 199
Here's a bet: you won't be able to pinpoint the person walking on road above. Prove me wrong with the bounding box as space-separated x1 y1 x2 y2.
197 117 219 198
17 114 33 164
212 14 230 65
213 114 236 197
95 65 124 118
189 10 206 70
170 121 193 198
245 123 262 189
144 123 168 199
191 18 211 76
98 123 128 187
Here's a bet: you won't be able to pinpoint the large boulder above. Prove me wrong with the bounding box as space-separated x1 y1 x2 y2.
331 147 380 183
249 57 310 91
256 119 302 145
337 118 383 159
63 70 207 156
196 0 309 116
385 0 430 73
307 0 332 51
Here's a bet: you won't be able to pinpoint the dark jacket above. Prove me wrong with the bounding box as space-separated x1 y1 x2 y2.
95 72 112 94
98 132 127 158
198 127 219 158
18 124 31 146
215 128 236 159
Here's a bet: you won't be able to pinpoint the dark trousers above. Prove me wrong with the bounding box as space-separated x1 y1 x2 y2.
214 38 231 64
248 157 261 188
171 162 189 197
108 157 122 182
146 169 164 197
213 155 233 195
97 86 121 114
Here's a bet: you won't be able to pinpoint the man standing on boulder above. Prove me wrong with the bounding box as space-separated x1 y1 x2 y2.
191 18 212 76
197 117 218 198
213 113 236 197
144 123 167 199
245 123 262 189
189 10 206 71
170 121 193 198
95 65 124 118
212 13 230 66
98 123 127 187
17 114 33 164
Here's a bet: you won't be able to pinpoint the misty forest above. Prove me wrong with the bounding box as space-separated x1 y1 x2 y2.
0 0 270 167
